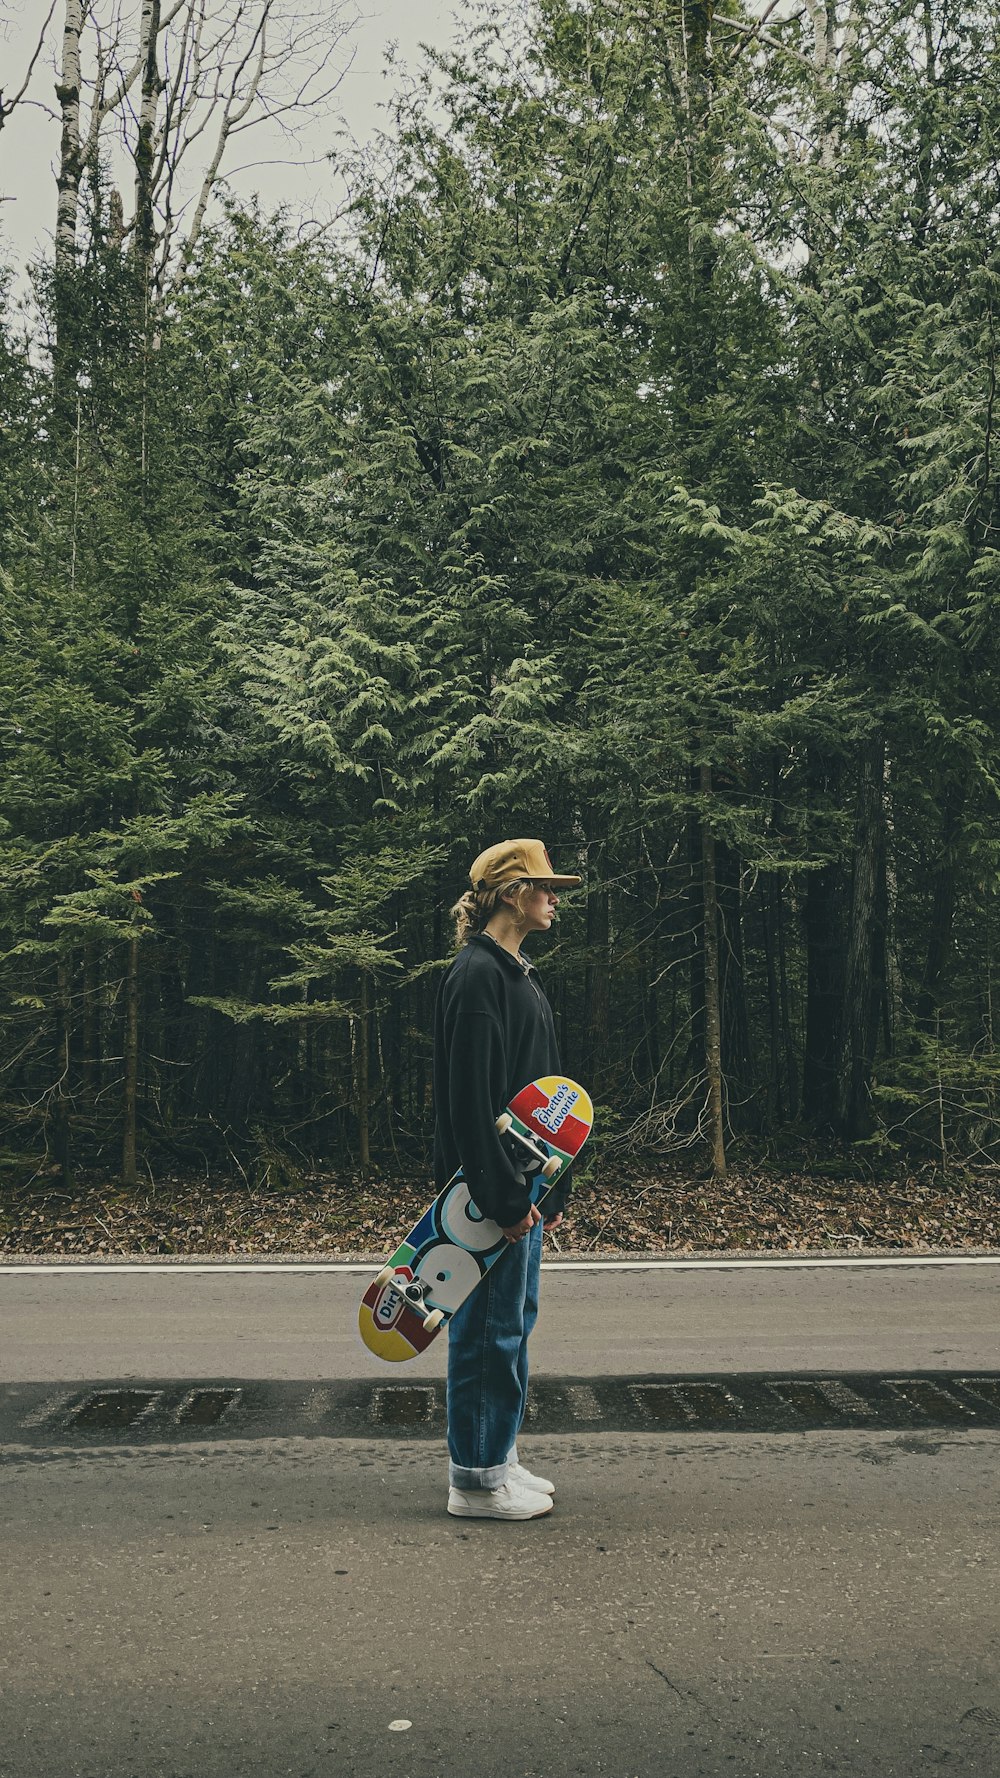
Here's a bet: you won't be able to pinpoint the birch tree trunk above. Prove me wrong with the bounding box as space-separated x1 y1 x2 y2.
134 0 163 280
53 0 86 420
804 0 860 169
54 0 84 277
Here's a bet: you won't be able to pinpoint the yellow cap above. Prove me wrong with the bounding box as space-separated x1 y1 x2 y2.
469 839 581 891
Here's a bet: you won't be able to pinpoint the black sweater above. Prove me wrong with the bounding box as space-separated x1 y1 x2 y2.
432 934 567 1227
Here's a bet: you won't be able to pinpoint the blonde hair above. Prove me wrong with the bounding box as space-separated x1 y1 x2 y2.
451 880 535 947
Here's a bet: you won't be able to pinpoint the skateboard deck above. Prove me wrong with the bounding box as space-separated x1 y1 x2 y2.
358 1075 593 1362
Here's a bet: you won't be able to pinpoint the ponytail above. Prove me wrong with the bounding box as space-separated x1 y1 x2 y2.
450 880 534 947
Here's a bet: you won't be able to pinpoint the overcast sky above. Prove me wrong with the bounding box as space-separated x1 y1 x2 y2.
0 0 457 281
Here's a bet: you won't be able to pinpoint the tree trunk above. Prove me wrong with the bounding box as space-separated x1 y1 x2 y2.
985 884 995 1052
762 878 783 1124
55 0 85 277
837 736 887 1139
639 838 663 1086
802 861 843 1127
53 0 86 421
882 751 903 1052
81 940 100 1105
356 972 371 1171
133 0 162 279
122 932 140 1186
583 876 610 1087
700 764 727 1177
776 877 798 1120
685 789 706 1077
53 952 74 1189
916 778 966 1032
717 843 751 1125
802 744 845 1128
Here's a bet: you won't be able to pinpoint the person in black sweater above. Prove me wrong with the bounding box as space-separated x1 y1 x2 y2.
436 838 580 1520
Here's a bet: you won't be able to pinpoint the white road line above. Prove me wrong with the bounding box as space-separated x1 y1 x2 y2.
1 1254 999 1276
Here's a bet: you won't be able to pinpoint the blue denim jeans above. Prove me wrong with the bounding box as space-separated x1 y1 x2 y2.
446 1217 543 1489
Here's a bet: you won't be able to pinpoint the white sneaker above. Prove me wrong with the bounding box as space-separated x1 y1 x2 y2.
447 1478 553 1520
508 1461 555 1496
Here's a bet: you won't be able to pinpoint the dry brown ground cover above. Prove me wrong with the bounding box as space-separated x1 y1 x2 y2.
2 1159 998 1256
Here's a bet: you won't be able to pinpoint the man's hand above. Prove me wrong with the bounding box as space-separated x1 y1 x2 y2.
544 1211 564 1231
500 1204 543 1243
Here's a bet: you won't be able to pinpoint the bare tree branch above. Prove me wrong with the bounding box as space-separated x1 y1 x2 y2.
49 0 356 303
715 15 816 72
155 0 356 282
0 0 59 135
726 1 804 68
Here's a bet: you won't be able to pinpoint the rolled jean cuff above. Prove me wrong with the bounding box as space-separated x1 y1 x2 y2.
448 1457 510 1490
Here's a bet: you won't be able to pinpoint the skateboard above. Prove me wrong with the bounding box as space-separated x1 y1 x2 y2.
358 1075 594 1362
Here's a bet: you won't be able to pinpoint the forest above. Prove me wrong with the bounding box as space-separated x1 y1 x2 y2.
1 0 999 1195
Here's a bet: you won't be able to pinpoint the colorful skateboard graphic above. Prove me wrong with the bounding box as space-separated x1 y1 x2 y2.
358 1075 593 1363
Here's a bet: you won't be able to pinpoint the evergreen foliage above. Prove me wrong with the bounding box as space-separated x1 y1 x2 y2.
1 0 999 1182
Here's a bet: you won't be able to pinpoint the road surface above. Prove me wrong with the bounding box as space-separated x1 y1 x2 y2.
1 1259 997 1778
2 1256 998 1380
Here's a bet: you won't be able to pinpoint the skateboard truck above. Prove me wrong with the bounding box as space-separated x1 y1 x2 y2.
372 1267 446 1333
495 1113 561 1179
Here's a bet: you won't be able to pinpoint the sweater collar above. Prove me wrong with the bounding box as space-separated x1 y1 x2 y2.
468 932 535 977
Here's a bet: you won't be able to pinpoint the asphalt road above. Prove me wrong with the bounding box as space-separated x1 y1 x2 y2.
2 1257 998 1380
2 1260 997 1778
2 1427 998 1778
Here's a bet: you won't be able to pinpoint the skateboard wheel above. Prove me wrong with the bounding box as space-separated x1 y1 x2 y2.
541 1156 561 1179
496 1113 513 1134
423 1310 445 1333
375 1265 396 1287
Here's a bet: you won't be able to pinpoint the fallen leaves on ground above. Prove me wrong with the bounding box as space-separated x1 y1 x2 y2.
1 1159 997 1256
